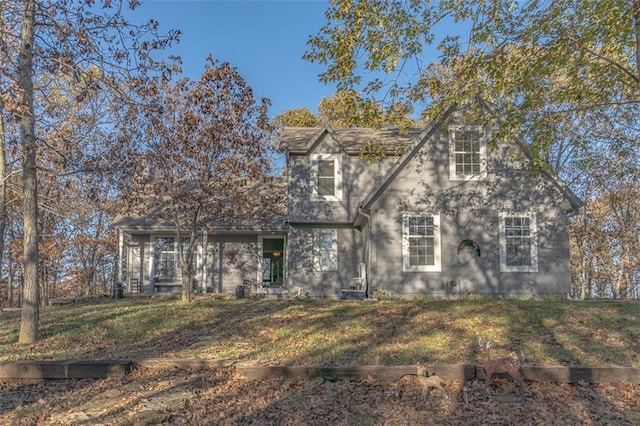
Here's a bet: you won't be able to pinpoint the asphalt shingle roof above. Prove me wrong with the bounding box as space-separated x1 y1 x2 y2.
279 127 424 154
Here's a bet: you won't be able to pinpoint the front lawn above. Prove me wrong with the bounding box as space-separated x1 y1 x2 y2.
1 296 638 367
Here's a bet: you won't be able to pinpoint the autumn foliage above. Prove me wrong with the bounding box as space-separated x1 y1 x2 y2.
114 56 277 303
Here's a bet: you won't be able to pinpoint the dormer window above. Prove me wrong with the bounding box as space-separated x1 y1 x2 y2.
448 125 487 181
311 154 342 201
318 159 335 196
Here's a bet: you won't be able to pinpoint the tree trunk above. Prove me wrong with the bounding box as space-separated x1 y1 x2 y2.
0 99 7 306
88 210 105 295
634 0 640 78
7 269 13 308
179 241 193 304
40 267 48 307
18 0 40 344
175 221 194 304
181 269 192 303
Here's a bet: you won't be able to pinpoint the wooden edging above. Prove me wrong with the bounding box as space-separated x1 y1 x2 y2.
0 360 134 380
235 364 640 384
235 364 475 381
1 359 640 384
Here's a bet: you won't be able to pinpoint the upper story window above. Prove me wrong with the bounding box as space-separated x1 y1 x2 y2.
402 213 441 272
318 160 335 195
313 229 338 271
311 154 342 201
499 212 538 272
448 125 487 181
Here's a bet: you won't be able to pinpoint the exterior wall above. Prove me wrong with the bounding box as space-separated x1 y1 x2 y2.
287 132 398 224
208 235 260 293
366 115 573 298
368 206 572 298
285 130 397 295
286 226 361 298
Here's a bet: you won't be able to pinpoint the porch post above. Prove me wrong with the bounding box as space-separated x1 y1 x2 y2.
283 235 287 289
218 241 223 293
117 229 124 287
202 230 208 293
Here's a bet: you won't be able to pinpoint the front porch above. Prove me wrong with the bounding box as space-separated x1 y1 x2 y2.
116 229 288 296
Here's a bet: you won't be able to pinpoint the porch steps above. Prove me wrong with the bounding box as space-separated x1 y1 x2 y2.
340 289 366 300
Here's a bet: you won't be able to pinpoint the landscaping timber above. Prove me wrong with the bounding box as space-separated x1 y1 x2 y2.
1 360 640 384
235 364 475 381
0 360 133 380
522 366 640 383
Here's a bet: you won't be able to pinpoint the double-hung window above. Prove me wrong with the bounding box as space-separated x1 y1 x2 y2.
153 237 190 279
402 213 441 272
449 125 487 180
311 154 342 201
154 237 176 279
313 229 338 271
499 212 538 272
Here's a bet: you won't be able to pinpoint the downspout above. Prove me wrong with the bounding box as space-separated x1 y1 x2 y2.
358 207 372 299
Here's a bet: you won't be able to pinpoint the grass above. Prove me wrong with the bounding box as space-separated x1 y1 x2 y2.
0 296 639 367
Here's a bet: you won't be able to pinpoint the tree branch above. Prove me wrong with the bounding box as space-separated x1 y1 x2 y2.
567 35 640 84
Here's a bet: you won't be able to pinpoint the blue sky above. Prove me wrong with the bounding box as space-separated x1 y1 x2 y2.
131 0 338 118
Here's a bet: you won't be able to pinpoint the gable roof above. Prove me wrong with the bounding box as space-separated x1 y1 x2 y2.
358 104 459 211
279 126 423 155
476 98 583 212
356 101 581 214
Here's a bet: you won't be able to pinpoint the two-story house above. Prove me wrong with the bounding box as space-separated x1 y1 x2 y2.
113 102 581 299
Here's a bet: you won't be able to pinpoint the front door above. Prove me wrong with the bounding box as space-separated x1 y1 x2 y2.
261 237 285 286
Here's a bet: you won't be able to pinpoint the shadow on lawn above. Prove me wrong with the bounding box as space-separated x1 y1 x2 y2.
1 298 640 424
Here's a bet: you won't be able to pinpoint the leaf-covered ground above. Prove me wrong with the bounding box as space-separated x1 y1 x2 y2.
1 365 640 425
1 297 640 424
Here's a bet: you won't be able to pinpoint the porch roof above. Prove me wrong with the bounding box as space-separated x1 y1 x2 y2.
111 177 287 233
111 215 288 234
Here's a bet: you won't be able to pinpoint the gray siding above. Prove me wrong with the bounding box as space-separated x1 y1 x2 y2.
208 235 259 293
368 207 571 298
287 131 398 223
365 118 573 298
286 226 361 298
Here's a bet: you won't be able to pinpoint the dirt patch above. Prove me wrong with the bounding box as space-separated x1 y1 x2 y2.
1 365 639 425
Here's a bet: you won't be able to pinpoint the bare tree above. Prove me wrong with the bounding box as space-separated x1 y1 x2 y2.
1 0 178 342
116 57 277 303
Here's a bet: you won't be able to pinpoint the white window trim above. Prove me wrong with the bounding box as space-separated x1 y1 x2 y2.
402 212 442 272
151 236 177 280
448 125 487 181
499 212 539 272
150 236 195 280
313 229 338 271
310 153 343 201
